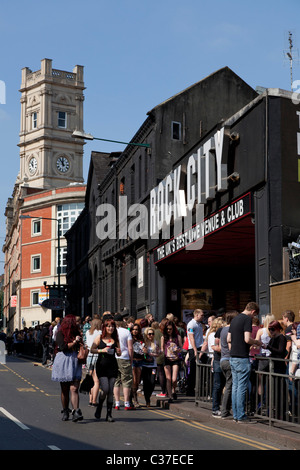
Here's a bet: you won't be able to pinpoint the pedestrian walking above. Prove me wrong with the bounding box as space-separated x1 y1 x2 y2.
40 322 51 366
142 327 160 407
130 323 144 407
51 314 84 422
91 318 121 421
113 314 135 410
161 320 182 401
85 318 102 406
186 309 204 396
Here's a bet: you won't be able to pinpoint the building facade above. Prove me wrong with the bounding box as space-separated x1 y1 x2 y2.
67 68 300 322
3 59 86 332
67 68 300 323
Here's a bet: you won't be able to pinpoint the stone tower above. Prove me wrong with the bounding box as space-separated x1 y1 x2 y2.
18 58 85 189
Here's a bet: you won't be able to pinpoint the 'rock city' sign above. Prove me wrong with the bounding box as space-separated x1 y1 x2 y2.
150 127 228 237
153 192 252 263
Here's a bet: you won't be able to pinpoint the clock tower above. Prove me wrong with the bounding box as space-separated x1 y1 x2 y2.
18 58 85 189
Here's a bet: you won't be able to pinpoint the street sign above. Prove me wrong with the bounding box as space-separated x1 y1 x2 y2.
41 298 69 310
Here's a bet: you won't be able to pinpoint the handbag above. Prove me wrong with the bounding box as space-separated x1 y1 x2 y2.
77 343 89 364
79 372 94 394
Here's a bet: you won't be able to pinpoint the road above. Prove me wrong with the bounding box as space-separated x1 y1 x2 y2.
0 355 284 455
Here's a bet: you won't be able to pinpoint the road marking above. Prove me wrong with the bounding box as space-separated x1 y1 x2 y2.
0 407 30 430
16 388 37 392
48 445 61 450
148 408 279 451
1 363 57 396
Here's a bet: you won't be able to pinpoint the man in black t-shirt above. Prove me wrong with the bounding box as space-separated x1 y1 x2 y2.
227 302 261 423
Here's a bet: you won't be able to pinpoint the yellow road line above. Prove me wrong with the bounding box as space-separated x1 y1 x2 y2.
1 363 55 396
148 408 279 451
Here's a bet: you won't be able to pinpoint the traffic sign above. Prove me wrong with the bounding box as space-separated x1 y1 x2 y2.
41 298 69 310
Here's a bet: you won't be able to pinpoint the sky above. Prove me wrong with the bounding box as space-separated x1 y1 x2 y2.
0 0 299 267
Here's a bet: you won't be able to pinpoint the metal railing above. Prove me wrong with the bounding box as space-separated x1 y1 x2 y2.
195 356 300 427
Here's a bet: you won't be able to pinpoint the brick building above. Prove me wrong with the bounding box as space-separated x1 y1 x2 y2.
3 59 86 331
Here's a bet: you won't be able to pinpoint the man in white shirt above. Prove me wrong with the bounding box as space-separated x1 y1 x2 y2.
186 309 204 396
113 314 135 410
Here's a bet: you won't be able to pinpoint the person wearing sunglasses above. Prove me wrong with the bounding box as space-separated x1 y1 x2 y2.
130 323 144 407
161 321 182 401
141 327 160 407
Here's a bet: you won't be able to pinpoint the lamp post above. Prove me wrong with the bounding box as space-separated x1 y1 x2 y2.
19 214 61 292
72 130 150 148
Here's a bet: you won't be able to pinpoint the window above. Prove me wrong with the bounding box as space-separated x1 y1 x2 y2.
32 112 37 129
119 177 125 195
58 111 67 128
57 202 84 236
32 219 41 236
172 121 181 140
31 291 40 306
57 247 67 275
31 255 41 273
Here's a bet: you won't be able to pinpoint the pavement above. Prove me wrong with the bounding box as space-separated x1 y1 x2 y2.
18 353 300 450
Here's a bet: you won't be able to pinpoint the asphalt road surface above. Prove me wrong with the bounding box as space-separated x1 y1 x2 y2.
0 355 284 455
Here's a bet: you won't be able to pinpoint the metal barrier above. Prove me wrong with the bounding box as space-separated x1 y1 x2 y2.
195 356 300 427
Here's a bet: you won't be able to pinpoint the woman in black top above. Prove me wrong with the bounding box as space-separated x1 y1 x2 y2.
263 320 287 420
91 318 121 421
264 321 287 374
51 314 83 422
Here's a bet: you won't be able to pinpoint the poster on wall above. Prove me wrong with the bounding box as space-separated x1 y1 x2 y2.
137 256 144 288
181 288 212 323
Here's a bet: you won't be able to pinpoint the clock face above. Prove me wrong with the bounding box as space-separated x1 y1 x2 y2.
28 157 37 175
56 156 70 173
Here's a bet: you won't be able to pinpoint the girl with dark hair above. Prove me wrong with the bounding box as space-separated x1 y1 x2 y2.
161 320 182 401
262 320 288 420
51 314 84 422
263 321 287 374
91 319 121 422
130 323 144 407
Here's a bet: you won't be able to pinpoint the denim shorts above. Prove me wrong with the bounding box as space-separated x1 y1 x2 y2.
133 359 143 368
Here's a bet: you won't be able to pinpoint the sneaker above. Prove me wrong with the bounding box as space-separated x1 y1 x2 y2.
72 408 83 422
125 405 136 410
221 413 232 420
61 408 70 421
212 410 222 418
156 393 167 397
114 406 120 410
237 417 257 424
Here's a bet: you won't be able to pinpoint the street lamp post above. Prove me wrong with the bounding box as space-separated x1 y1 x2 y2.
72 130 151 148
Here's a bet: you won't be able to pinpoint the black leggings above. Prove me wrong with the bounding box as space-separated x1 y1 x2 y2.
142 367 156 402
99 376 116 403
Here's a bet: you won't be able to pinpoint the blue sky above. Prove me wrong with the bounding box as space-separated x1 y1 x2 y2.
0 0 299 266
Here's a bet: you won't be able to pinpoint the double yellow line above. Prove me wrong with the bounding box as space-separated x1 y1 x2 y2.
1 363 54 396
148 408 279 450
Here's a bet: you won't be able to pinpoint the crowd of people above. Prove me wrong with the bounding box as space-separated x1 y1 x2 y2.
18 310 191 422
2 303 300 424
196 304 300 423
